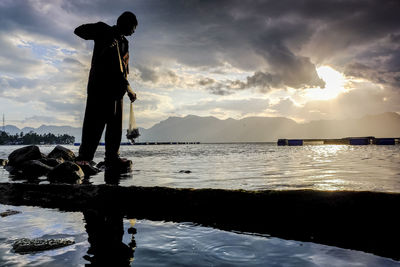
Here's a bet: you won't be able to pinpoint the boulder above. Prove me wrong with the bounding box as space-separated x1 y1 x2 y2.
47 161 84 184
12 238 75 254
8 146 42 167
0 159 8 166
0 209 21 217
47 145 76 162
39 157 64 167
20 160 53 177
4 165 21 175
79 164 100 176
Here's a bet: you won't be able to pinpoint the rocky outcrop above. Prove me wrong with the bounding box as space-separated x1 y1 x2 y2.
47 145 76 162
8 145 42 166
4 146 102 180
0 183 400 260
47 161 84 183
12 238 75 254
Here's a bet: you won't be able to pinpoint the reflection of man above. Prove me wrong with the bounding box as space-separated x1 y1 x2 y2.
74 11 138 170
83 209 136 266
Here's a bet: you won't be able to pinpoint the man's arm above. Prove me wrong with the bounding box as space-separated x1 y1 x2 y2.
74 22 107 40
126 84 137 102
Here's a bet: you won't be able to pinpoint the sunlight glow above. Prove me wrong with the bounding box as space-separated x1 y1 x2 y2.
304 66 347 101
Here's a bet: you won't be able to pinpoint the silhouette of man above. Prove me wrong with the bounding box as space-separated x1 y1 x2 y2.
83 208 136 266
74 11 137 169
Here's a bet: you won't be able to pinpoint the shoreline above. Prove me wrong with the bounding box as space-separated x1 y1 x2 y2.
1 182 399 260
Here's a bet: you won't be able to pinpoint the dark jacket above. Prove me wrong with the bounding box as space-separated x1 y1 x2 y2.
74 22 130 99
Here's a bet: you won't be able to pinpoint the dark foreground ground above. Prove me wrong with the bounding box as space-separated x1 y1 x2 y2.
0 182 399 260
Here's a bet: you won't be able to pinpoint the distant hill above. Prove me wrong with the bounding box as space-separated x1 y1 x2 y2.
2 112 400 143
138 112 400 142
4 125 82 140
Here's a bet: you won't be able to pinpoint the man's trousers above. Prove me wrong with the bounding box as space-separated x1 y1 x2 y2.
78 94 123 161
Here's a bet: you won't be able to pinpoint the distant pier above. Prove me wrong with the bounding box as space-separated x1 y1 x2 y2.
277 137 400 146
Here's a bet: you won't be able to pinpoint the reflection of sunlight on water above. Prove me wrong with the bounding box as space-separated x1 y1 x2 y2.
309 145 347 157
315 179 349 191
307 146 350 191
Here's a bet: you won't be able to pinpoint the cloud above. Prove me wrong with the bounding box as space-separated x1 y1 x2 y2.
0 0 399 128
62 57 84 66
338 29 400 90
20 115 67 125
268 83 400 121
180 98 270 117
136 64 159 83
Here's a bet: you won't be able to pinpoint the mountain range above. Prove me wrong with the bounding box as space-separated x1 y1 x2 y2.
2 112 400 143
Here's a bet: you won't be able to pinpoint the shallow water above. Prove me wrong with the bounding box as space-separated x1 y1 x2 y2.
1 204 399 266
1 144 400 192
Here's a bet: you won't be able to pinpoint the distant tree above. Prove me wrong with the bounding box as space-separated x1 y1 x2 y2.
0 131 75 145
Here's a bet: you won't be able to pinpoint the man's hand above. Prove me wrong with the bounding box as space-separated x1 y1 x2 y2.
127 85 137 102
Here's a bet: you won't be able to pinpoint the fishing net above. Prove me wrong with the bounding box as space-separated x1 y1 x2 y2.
126 102 140 143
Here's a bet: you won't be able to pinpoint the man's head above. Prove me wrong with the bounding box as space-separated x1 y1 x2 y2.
117 11 138 36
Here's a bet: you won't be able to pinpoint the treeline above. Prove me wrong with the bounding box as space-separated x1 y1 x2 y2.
0 131 75 145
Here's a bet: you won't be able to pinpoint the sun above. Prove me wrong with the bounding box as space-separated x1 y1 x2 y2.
304 66 347 101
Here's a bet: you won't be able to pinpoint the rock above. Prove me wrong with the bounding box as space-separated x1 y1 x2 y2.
79 164 100 176
20 160 53 177
0 209 21 217
12 238 75 254
5 165 22 175
39 157 64 167
0 159 8 166
47 162 84 184
179 170 192 174
8 146 42 167
47 145 76 162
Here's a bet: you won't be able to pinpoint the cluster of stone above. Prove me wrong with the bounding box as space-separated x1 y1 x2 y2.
12 238 75 254
0 209 21 217
1 145 100 184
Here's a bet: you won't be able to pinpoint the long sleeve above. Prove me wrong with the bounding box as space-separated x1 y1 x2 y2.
74 22 107 40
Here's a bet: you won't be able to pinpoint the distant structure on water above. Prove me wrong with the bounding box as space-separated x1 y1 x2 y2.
278 136 400 146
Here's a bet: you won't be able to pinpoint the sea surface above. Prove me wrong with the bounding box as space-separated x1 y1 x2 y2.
1 143 400 192
1 143 400 266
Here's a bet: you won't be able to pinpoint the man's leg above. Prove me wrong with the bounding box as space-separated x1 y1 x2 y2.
78 95 107 161
104 99 123 161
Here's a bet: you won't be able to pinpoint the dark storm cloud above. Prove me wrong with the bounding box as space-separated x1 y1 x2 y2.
0 0 79 46
119 0 398 91
1 0 399 94
202 70 324 95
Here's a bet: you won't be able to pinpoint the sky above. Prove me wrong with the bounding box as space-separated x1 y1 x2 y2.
0 0 399 129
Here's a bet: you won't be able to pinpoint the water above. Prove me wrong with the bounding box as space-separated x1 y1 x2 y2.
1 144 400 192
1 204 399 266
1 143 400 266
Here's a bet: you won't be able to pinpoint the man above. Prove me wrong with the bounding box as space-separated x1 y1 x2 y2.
74 11 137 170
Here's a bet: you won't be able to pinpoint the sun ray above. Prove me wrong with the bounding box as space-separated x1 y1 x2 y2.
304 66 348 101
